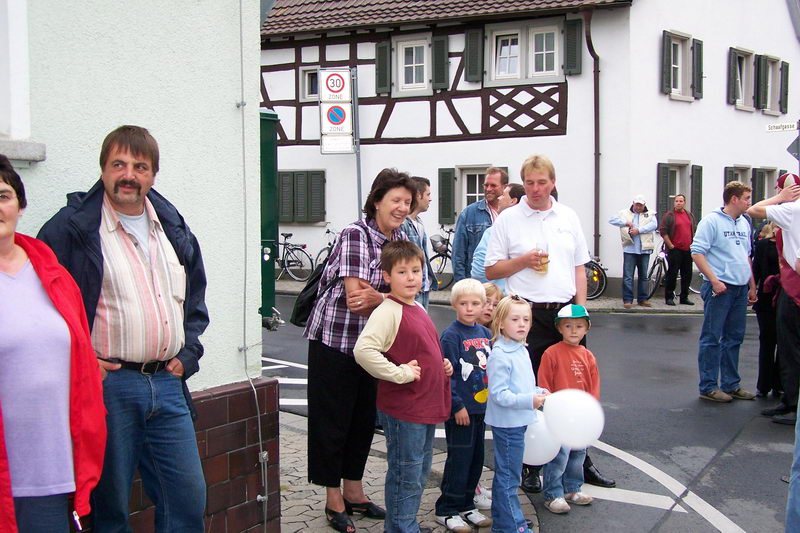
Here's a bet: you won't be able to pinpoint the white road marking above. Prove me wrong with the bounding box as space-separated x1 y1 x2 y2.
581 485 686 512
262 357 308 370
261 364 288 370
277 377 308 385
279 398 308 406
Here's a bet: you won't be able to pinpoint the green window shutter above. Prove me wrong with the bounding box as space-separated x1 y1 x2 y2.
727 48 738 105
661 31 671 95
657 163 670 216
753 168 767 203
755 55 768 109
464 28 484 82
691 38 703 99
279 171 294 222
691 165 703 222
375 40 391 94
724 166 735 184
308 170 326 223
780 61 789 114
438 168 456 225
432 35 449 90
564 19 583 75
293 171 309 223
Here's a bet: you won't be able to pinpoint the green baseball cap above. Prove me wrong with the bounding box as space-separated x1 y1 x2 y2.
555 304 591 325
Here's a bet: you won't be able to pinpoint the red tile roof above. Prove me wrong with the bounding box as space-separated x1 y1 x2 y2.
262 0 630 37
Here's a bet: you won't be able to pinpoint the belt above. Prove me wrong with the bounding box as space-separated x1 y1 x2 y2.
115 359 172 375
521 299 571 311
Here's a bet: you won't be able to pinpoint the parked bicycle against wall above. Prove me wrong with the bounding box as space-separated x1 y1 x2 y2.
585 256 608 300
430 225 455 290
646 245 668 300
277 232 313 282
315 226 339 268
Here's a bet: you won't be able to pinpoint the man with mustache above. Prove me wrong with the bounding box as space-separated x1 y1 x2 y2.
38 125 209 531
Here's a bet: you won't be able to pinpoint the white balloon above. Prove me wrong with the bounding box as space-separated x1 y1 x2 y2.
523 412 561 466
542 389 605 450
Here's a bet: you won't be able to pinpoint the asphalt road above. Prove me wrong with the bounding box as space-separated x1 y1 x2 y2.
262 294 795 532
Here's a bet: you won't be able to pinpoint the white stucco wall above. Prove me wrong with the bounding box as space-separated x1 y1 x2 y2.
15 1 263 390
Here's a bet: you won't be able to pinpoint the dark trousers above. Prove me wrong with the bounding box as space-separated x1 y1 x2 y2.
755 306 782 395
664 248 693 301
307 340 377 486
435 414 486 515
777 291 800 409
13 494 69 533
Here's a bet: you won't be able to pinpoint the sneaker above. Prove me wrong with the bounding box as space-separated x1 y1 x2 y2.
623 302 633 309
725 387 756 400
544 497 571 514
460 509 492 527
435 514 472 533
638 300 652 307
699 390 733 403
565 492 593 505
473 486 492 510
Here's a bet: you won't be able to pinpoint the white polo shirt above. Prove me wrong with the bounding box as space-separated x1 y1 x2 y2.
766 200 800 264
485 196 590 303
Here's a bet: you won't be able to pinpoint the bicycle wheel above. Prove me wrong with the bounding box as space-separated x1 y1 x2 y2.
430 253 454 290
284 247 313 282
585 261 607 300
315 246 330 269
688 266 702 294
646 259 666 300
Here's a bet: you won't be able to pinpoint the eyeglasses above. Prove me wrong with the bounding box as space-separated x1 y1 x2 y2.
0 192 17 203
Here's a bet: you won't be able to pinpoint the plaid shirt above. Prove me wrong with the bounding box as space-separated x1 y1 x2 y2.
304 218 406 355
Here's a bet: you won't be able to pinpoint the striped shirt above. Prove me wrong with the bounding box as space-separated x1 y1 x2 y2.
304 218 406 355
91 195 186 363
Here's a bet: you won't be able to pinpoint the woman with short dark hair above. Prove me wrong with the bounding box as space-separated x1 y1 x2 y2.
304 169 417 532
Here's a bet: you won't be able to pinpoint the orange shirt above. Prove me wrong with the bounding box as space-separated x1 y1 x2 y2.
538 341 600 400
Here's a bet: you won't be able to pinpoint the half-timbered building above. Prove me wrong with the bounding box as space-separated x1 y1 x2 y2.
261 0 800 282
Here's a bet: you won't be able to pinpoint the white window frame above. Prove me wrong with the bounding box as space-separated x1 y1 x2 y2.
298 66 319 102
391 33 432 98
665 31 693 101
530 26 559 77
763 56 781 116
484 18 565 87
494 32 521 80
665 163 691 207
458 167 487 212
732 165 751 185
732 48 755 112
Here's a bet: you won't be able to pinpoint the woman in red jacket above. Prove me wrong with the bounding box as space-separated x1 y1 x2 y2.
0 154 106 533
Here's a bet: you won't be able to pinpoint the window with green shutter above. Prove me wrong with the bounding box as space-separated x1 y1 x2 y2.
278 170 326 223
690 165 703 222
464 28 484 82
375 40 391 94
660 31 672 95
656 163 670 216
432 35 449 90
751 168 766 205
755 55 768 109
438 168 456 225
780 62 789 114
563 19 582 75
724 167 736 184
691 39 703 99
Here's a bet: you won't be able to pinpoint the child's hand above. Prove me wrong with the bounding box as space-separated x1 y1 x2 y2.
533 393 548 409
406 360 422 381
454 407 470 426
443 358 453 377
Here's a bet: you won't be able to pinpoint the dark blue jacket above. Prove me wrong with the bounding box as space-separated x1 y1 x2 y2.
451 199 492 282
37 181 209 411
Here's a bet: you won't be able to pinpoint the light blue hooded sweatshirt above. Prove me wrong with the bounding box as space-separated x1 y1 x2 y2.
690 208 752 286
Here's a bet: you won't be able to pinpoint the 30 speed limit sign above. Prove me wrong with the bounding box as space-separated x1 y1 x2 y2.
318 69 352 102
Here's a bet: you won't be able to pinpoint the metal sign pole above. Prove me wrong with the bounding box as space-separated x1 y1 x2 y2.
352 67 363 220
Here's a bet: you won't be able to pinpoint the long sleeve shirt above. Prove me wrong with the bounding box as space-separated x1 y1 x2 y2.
485 337 545 428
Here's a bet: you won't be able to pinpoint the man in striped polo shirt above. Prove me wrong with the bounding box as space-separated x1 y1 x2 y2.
39 125 209 531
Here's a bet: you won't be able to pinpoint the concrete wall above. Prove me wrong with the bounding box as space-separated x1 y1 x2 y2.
16 1 263 390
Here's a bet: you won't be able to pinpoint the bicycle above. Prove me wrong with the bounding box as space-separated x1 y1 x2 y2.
430 225 455 290
277 233 313 282
646 245 668 300
585 256 608 300
314 226 338 268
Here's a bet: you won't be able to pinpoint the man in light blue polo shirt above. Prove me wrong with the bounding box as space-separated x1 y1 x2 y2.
691 181 757 403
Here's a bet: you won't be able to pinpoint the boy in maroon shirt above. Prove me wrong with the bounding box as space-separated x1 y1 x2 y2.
354 241 453 532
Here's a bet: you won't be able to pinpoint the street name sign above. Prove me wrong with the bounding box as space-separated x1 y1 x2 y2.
767 122 799 132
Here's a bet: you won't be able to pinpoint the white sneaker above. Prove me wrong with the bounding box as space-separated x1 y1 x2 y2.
565 492 593 506
435 514 472 533
476 482 492 499
544 497 571 514
461 509 492 527
473 489 492 510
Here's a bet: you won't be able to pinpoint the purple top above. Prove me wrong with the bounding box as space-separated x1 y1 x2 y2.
0 261 75 496
304 218 406 354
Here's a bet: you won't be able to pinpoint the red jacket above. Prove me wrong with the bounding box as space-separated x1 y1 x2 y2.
0 234 106 532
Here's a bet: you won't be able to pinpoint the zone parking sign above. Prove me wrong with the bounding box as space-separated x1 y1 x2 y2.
320 103 353 134
318 68 352 102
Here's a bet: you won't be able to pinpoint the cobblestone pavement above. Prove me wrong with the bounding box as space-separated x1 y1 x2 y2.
278 411 539 532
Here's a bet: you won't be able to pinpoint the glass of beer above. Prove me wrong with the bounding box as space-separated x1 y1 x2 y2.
535 241 549 274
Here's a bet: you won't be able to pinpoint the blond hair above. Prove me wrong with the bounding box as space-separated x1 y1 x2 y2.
490 295 532 343
520 154 555 181
759 221 776 240
483 282 503 302
450 278 486 305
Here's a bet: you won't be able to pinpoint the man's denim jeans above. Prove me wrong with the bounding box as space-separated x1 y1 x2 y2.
490 426 532 533
622 252 651 303
91 369 206 533
543 446 587 500
698 281 748 395
786 414 800 530
379 410 434 533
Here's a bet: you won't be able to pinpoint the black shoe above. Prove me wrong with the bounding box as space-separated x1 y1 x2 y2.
756 390 767 398
773 412 798 426
583 464 616 488
325 508 356 533
521 466 542 493
761 403 792 417
344 499 386 519
680 298 695 305
665 299 676 306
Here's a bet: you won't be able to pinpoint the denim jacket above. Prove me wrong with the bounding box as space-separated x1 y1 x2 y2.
452 199 492 282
